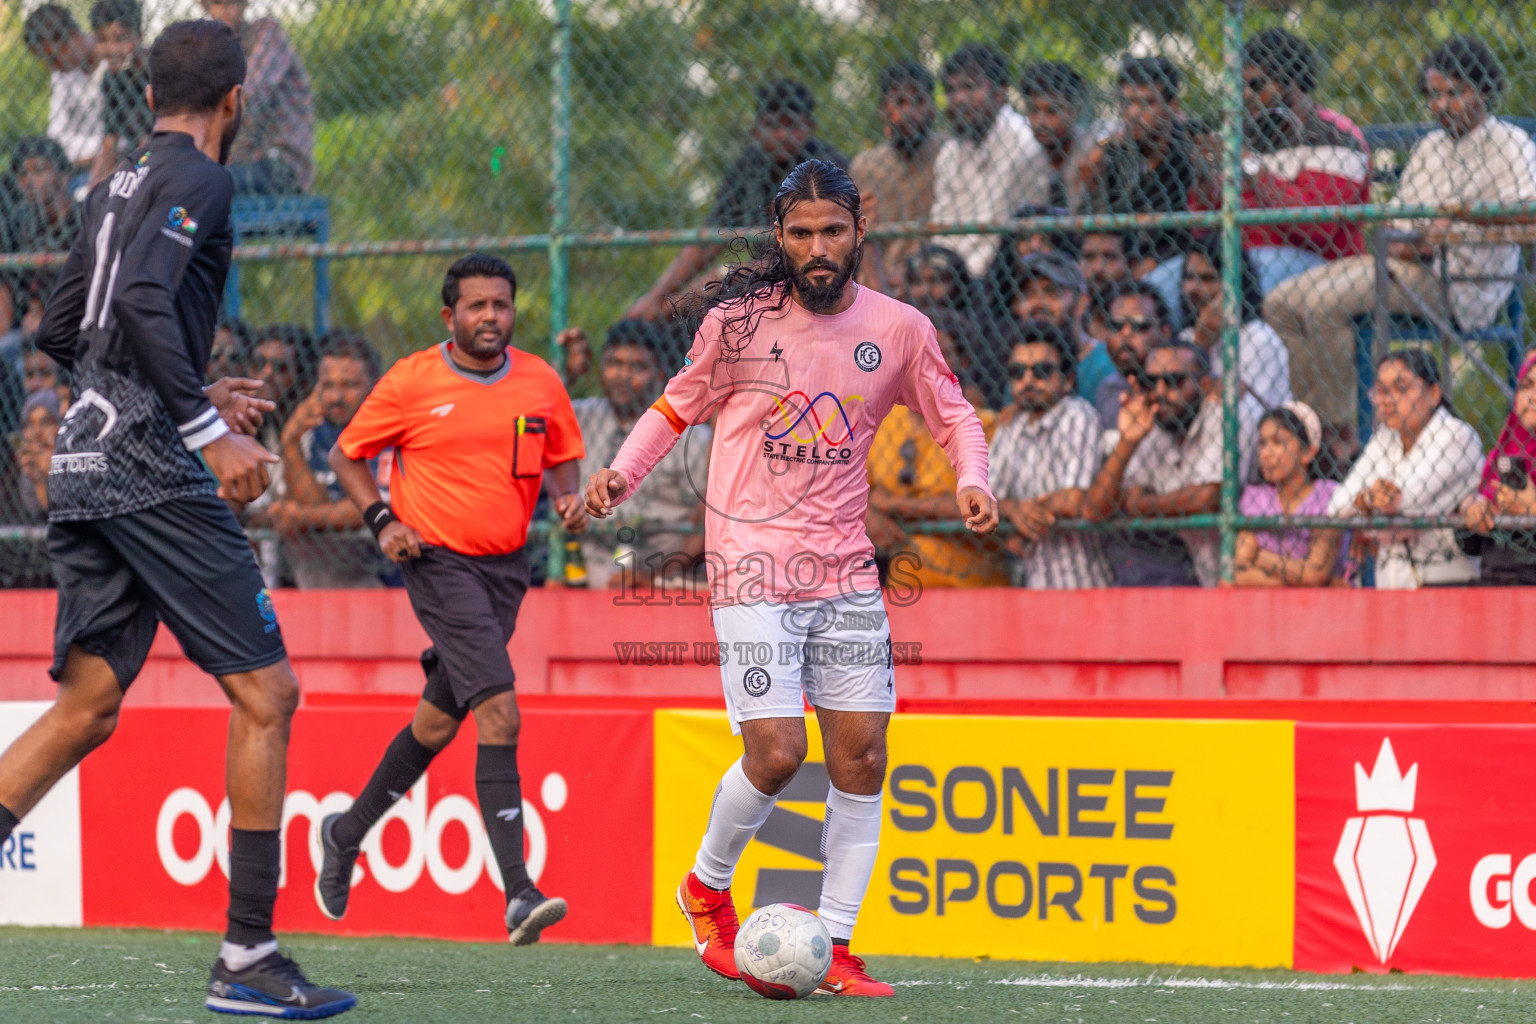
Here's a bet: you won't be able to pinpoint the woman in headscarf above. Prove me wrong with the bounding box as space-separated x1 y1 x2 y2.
13 387 60 521
1462 350 1536 584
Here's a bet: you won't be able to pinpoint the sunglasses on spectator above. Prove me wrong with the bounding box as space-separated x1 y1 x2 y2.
1145 371 1195 390
1007 360 1061 381
1110 316 1159 333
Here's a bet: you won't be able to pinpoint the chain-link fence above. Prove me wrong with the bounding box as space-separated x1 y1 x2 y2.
4 0 1536 591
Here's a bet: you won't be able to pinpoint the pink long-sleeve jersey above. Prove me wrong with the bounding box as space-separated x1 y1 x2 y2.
609 284 991 606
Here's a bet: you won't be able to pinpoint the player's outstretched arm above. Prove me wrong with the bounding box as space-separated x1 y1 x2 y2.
957 485 999 535
585 468 628 519
326 442 424 562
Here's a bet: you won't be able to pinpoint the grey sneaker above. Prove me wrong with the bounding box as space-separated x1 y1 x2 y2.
206 950 356 1018
314 813 359 922
505 889 568 946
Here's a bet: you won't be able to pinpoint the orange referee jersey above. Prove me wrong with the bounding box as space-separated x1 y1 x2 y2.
338 341 584 556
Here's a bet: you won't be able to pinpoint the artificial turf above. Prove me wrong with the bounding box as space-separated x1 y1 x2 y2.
0 926 1526 1023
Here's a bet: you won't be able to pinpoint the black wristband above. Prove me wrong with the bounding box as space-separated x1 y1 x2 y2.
363 502 397 539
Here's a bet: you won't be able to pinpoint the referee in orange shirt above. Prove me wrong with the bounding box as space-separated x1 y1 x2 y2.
317 254 586 945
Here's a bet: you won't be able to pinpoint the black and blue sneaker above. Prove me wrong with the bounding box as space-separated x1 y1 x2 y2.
314 812 359 921
206 950 357 1019
505 888 568 946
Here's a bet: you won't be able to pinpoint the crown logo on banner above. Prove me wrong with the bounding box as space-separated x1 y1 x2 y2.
1354 737 1418 813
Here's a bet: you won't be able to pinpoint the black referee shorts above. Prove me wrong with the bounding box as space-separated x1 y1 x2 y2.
48 492 287 688
400 545 531 721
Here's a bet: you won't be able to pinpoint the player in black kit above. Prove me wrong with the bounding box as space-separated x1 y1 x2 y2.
0 21 355 1020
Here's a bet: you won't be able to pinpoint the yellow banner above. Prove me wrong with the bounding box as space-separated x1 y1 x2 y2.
652 710 1293 968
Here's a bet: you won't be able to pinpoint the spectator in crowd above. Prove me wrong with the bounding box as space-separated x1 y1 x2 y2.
988 319 1110 588
851 61 944 294
1224 28 1369 293
1086 340 1223 586
1080 56 1211 326
924 308 994 411
1234 402 1345 586
13 388 60 522
1080 231 1141 341
88 0 152 188
250 332 390 589
561 320 710 589
1177 235 1292 449
201 0 315 194
1265 36 1536 437
9 137 80 253
1019 62 1096 213
208 318 253 382
930 43 1046 278
1102 281 1174 421
868 321 1007 588
0 274 32 369
1328 350 1482 589
23 4 103 180
249 322 312 427
902 244 994 329
627 81 846 320
986 202 1078 325
20 340 70 413
1464 351 1536 585
997 251 1121 423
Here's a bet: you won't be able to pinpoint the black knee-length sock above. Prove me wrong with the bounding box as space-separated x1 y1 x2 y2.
476 744 532 900
333 726 439 850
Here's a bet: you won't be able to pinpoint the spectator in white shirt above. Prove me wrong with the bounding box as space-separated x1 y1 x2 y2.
1086 341 1224 586
1329 350 1482 588
23 5 103 176
989 320 1110 588
930 44 1046 279
1265 35 1536 434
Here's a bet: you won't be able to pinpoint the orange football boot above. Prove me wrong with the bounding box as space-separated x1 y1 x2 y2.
676 871 740 980
816 946 894 997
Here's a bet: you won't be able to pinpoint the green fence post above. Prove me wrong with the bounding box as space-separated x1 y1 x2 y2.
549 0 573 361
1219 0 1246 585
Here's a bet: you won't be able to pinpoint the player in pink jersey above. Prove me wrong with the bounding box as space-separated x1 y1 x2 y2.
586 160 996 996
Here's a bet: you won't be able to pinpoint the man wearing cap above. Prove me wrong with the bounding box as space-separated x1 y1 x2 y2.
626 80 848 321
1001 250 1124 424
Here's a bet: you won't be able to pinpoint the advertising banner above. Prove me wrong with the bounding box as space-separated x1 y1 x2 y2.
653 710 1294 967
79 706 654 943
0 702 82 927
1295 724 1536 977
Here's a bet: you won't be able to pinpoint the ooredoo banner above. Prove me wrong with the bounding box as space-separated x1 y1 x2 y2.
652 710 1295 967
1295 724 1536 977
78 706 654 943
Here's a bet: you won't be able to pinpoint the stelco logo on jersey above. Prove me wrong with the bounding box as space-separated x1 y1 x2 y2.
761 390 865 466
652 711 1294 968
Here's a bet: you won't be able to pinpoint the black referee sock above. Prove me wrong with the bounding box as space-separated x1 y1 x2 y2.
476 744 533 901
225 828 281 946
0 802 19 845
333 726 439 851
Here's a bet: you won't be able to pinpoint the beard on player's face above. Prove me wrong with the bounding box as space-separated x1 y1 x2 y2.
217 94 243 166
453 314 512 360
787 243 861 314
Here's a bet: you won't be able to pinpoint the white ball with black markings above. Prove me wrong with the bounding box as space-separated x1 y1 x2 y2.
734 902 833 999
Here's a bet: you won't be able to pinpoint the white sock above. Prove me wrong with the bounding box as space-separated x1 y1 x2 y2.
218 939 278 972
817 786 883 942
692 758 777 890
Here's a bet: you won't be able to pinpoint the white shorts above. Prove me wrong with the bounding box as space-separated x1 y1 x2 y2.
710 592 897 735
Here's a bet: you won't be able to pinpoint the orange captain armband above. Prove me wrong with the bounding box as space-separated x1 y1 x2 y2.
652 395 687 434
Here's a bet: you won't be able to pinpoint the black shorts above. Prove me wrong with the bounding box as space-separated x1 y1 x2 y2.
48 493 286 687
400 545 530 721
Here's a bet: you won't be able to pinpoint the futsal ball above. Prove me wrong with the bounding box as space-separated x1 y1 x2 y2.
734 903 833 999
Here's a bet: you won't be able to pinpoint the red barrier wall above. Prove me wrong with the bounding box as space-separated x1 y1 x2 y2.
3 588 1536 716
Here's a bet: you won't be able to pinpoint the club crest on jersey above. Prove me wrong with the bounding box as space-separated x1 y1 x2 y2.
853 341 881 372
743 667 771 697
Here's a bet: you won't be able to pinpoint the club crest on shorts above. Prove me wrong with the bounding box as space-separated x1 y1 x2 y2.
743 666 771 697
853 341 881 372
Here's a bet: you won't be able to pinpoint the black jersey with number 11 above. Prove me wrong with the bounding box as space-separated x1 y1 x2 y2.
35 131 235 521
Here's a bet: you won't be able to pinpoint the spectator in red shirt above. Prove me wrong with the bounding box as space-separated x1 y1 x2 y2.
1193 28 1369 295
